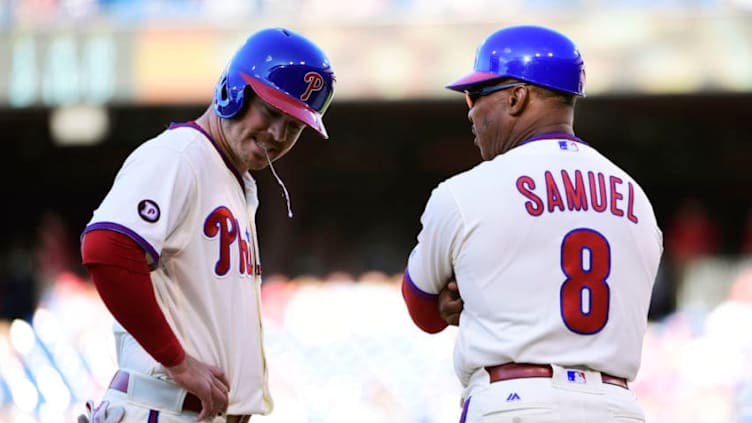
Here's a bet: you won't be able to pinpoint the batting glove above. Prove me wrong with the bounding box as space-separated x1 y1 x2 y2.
77 400 125 423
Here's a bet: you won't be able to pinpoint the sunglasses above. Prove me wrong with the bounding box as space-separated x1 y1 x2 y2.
464 83 526 108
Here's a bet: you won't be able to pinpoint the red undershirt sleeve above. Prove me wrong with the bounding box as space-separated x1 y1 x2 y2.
401 272 448 334
81 229 185 367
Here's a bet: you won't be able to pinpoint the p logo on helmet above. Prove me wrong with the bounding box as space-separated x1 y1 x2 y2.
213 28 336 139
301 72 325 101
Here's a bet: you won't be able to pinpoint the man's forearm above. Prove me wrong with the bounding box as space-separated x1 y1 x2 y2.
82 230 185 367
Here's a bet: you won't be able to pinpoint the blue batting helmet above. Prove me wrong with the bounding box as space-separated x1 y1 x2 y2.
446 25 585 96
214 28 336 138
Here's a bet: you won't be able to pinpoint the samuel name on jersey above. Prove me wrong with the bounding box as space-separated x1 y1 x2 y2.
515 169 639 223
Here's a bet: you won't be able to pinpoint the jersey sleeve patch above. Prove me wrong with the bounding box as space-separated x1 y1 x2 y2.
137 199 161 223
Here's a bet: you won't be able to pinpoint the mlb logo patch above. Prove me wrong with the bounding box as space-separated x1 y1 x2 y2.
566 370 587 384
558 140 579 152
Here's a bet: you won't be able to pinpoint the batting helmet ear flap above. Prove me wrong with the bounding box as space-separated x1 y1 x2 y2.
214 68 248 118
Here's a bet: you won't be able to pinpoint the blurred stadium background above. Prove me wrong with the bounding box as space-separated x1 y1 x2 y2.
1 0 752 422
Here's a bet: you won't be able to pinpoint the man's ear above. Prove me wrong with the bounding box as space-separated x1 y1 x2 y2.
508 85 529 117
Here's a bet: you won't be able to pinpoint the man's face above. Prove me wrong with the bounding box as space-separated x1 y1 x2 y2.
221 96 305 171
465 82 525 160
467 91 506 161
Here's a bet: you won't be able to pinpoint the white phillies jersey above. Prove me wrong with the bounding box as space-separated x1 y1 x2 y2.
84 122 272 415
406 134 663 388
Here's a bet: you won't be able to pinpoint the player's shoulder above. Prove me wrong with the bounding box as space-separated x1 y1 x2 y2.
441 150 518 188
439 138 628 191
577 142 645 185
129 123 211 162
145 124 207 150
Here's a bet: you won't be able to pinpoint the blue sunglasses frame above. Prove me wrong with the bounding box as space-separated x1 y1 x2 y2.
464 83 526 108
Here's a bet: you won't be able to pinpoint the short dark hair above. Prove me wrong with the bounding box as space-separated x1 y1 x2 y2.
491 78 576 106
530 84 576 106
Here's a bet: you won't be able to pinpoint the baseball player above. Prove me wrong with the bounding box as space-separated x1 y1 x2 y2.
79 28 335 422
401 25 663 422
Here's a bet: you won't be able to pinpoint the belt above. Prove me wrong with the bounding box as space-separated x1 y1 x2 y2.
485 363 628 389
109 370 251 423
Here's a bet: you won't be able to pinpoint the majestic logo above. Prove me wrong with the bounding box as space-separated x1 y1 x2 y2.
300 72 324 101
138 200 160 223
203 206 261 277
506 392 521 401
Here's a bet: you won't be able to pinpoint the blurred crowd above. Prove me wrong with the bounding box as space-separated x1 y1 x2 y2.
0 199 750 422
1 0 750 420
650 198 752 320
1 0 737 29
0 263 750 422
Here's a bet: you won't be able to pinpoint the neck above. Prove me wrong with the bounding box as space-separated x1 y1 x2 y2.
506 103 575 152
520 122 575 142
196 108 248 174
195 107 220 144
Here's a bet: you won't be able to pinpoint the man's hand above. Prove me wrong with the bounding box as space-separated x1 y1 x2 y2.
166 353 230 421
438 281 463 326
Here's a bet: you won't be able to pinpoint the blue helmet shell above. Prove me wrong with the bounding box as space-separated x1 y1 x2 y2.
447 25 585 96
214 28 336 138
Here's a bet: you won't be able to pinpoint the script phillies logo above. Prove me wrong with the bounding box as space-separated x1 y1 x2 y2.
300 72 324 101
203 206 261 277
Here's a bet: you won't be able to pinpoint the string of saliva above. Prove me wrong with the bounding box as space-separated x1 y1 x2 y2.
264 149 293 218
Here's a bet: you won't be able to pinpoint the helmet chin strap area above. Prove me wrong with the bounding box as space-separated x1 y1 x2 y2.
264 148 293 219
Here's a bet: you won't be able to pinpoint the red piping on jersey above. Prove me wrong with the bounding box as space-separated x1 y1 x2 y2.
401 269 448 334
81 229 185 367
169 121 247 192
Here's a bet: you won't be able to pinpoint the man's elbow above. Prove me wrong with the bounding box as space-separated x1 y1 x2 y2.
401 278 448 334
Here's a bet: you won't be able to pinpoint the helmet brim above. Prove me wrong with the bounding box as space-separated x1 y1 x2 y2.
241 72 329 139
445 71 503 92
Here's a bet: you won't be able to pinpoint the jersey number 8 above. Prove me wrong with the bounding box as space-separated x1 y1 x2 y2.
560 228 611 334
